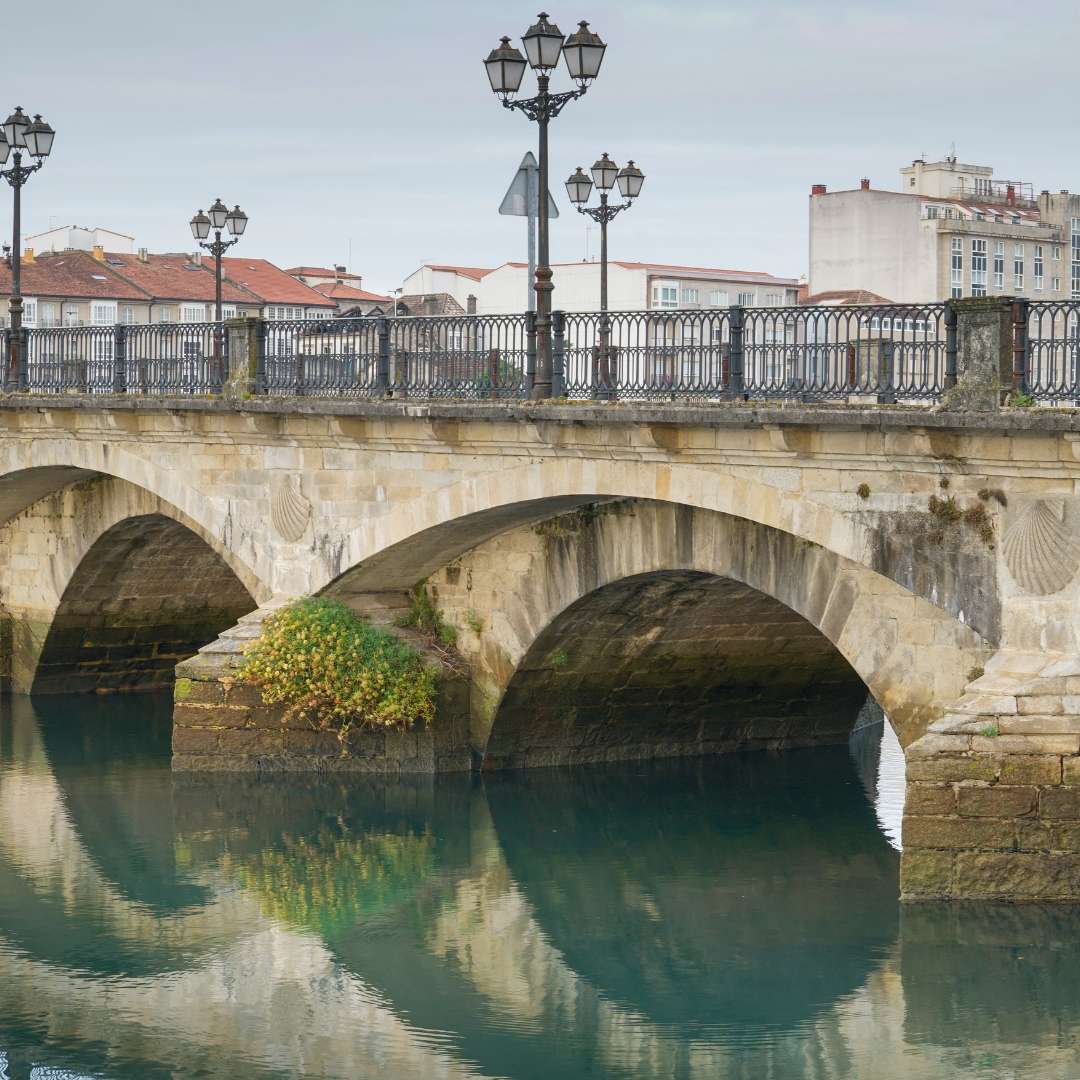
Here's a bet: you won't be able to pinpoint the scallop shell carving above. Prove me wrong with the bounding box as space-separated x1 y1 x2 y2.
1002 499 1080 596
270 474 312 543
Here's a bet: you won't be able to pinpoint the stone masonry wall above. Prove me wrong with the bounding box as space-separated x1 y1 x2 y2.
902 652 1080 901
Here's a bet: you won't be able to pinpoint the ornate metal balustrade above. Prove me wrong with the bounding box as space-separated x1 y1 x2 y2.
28 298 1080 406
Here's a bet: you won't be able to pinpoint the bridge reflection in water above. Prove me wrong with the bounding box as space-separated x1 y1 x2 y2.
0 696 1079 1079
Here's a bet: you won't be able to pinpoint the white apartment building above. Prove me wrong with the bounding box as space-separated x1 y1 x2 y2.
25 225 135 255
399 264 493 313
477 260 799 315
809 157 1080 303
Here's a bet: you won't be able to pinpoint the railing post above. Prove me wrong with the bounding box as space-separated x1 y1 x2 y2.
1011 298 1029 393
223 317 261 399
1 327 10 392
943 301 958 390
10 326 27 393
255 318 267 395
524 309 537 398
727 305 745 398
375 316 390 395
551 310 566 399
877 338 897 404
112 324 127 394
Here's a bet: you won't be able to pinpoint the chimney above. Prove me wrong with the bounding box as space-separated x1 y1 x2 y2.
334 264 346 273
22 247 34 263
1006 184 1015 206
810 183 827 196
192 250 202 266
467 293 477 315
138 247 149 263
860 178 871 190
91 244 105 262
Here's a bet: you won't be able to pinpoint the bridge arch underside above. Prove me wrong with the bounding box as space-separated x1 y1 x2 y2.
402 499 989 766
0 472 261 696
31 514 257 695
485 570 872 770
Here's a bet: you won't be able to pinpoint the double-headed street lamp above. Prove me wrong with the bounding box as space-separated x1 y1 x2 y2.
190 198 249 323
484 13 606 399
566 154 644 395
0 106 56 389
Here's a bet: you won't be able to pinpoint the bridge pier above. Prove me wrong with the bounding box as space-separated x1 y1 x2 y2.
902 653 1080 901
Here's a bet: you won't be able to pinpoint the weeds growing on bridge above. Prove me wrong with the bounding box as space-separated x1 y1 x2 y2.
239 598 437 740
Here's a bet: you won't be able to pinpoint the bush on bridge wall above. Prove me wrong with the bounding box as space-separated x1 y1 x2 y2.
239 598 437 738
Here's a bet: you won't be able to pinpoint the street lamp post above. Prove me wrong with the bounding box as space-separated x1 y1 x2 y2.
0 107 56 391
565 156 644 397
190 198 249 324
485 14 606 399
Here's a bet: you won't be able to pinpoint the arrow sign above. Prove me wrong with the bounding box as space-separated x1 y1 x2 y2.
498 152 559 218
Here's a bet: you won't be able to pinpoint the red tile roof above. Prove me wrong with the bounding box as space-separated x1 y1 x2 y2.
216 257 335 307
286 265 363 282
104 252 259 304
424 264 494 280
0 250 149 301
312 282 391 302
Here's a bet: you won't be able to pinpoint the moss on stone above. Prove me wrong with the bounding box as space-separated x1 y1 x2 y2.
174 677 193 700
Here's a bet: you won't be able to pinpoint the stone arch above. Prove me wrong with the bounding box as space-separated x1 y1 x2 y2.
0 474 266 693
0 434 277 594
327 456 993 645
413 500 989 760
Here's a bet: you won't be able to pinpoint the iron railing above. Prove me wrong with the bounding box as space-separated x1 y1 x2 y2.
35 298 1080 405
23 322 226 395
1024 300 1080 404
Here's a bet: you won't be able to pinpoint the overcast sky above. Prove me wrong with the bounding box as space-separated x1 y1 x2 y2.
8 0 1080 293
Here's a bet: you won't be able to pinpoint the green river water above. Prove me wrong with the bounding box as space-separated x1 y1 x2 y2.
0 694 1078 1079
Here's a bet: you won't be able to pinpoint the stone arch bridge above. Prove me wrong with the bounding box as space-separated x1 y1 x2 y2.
1 395 1079 902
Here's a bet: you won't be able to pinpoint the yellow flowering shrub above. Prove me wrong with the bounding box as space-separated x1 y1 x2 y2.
239 598 437 736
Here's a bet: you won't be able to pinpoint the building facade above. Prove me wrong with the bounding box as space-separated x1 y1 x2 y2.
809 158 1080 303
476 260 800 315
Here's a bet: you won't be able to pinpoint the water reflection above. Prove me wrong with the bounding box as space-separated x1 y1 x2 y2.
0 694 1078 1078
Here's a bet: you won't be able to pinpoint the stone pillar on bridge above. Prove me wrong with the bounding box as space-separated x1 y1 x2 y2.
223 316 262 400
943 297 1017 412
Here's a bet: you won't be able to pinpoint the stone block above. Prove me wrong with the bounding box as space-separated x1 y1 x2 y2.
953 852 1080 901
998 716 1080 735
218 728 284 752
905 783 956 815
1064 758 1080 783
174 679 224 705
998 755 1063 786
903 814 1015 851
906 734 972 759
173 703 251 730
956 785 1036 818
900 850 954 900
224 682 267 708
1042 658 1080 678
907 757 1000 783
1039 787 1080 820
1017 695 1064 715
971 734 1080 755
172 727 219 753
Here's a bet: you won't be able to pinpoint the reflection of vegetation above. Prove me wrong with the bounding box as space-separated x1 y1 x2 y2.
225 826 436 937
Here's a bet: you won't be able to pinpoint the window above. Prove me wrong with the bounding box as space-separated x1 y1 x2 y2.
1014 243 1025 291
971 238 987 296
21 299 36 326
993 241 1005 289
925 205 940 220
974 211 985 222
681 287 699 304
950 237 963 298
159 307 174 323
121 306 135 324
39 302 56 327
975 177 992 196
222 305 237 320
763 293 784 306
63 304 79 327
1053 277 1062 292
91 301 116 325
708 289 729 306
736 291 755 306
180 303 206 323
1034 245 1044 291
1054 246 1062 261
651 282 678 308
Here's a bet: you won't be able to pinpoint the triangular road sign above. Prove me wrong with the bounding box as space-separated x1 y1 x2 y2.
499 151 559 218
